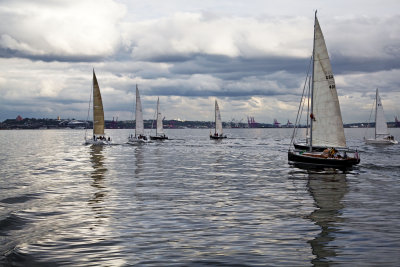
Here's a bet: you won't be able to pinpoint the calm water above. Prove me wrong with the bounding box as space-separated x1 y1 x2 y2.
1 128 400 266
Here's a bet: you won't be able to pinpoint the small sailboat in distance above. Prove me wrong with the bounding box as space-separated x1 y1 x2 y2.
128 84 148 144
364 88 398 144
150 97 168 140
210 100 227 139
85 70 112 145
288 11 360 169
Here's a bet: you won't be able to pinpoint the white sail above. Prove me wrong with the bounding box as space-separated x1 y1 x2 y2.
93 70 105 136
311 16 346 148
375 88 389 137
135 85 144 136
215 100 223 135
156 97 164 136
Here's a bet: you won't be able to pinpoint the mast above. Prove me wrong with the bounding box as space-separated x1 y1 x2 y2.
156 97 159 136
135 84 138 137
215 100 217 135
309 10 317 151
375 88 378 139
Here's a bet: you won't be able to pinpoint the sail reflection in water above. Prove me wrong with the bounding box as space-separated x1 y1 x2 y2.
307 171 348 265
88 145 108 219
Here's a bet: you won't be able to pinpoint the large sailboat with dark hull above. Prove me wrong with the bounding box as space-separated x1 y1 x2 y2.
288 12 360 169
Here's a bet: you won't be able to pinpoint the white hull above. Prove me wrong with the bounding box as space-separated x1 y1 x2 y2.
365 138 398 145
84 138 112 145
128 136 149 144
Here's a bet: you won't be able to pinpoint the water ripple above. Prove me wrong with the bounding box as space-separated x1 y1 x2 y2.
0 128 399 266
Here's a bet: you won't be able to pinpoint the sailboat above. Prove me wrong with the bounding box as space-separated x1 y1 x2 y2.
210 100 227 139
365 88 398 144
288 12 360 169
128 85 148 144
150 97 168 140
84 70 112 145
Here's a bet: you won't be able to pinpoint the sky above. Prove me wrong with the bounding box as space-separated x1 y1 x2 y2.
0 0 399 124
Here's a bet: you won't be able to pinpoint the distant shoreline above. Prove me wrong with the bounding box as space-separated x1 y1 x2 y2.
1 117 399 130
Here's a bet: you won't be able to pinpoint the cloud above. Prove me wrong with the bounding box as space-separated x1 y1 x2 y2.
122 12 312 61
0 0 125 60
1 1 400 123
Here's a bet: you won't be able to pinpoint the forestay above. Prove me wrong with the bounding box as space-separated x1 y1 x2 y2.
375 89 388 138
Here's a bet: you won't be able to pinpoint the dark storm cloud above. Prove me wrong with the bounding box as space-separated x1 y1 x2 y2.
331 55 400 75
145 85 289 98
0 48 105 62
169 55 308 77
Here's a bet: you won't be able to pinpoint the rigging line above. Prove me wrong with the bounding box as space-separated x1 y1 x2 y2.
151 104 157 132
84 79 93 140
131 88 135 129
364 95 375 139
289 55 313 149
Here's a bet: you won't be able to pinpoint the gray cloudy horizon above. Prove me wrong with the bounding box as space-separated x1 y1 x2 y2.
1 0 400 124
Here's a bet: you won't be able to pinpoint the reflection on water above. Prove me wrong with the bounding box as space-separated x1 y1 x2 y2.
134 146 144 177
307 171 348 266
88 145 108 220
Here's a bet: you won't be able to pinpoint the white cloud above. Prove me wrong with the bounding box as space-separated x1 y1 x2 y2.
0 0 125 57
122 13 312 60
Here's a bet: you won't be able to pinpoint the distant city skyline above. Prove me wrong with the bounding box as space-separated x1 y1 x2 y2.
1 0 399 123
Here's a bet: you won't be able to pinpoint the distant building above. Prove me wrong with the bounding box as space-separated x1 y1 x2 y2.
16 115 23 121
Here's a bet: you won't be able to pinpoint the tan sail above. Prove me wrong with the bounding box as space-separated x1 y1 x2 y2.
93 70 105 136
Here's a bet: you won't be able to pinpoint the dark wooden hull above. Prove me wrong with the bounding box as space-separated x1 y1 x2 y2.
210 135 227 139
294 143 327 152
150 136 168 140
288 151 360 169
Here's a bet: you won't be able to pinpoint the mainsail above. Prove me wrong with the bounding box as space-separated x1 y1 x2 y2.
93 70 105 136
135 85 144 137
311 15 346 148
375 88 389 138
156 97 164 136
215 100 223 135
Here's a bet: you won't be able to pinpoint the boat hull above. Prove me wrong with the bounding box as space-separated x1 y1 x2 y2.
150 136 168 140
210 135 227 139
293 143 327 152
365 139 398 145
85 138 111 145
128 136 148 144
288 151 360 169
